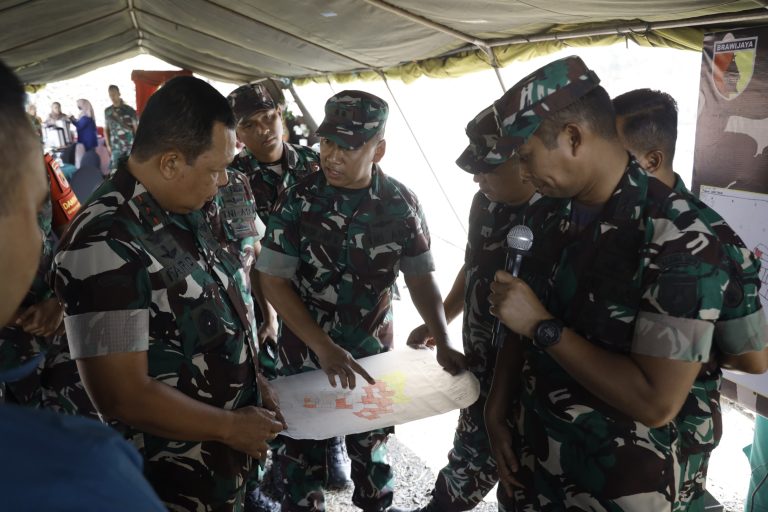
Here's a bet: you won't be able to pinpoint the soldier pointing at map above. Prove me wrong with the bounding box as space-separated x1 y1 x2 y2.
257 89 466 512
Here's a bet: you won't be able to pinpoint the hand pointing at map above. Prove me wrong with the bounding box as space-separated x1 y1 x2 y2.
316 339 376 390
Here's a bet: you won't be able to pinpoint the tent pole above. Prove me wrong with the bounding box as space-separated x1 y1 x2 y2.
378 72 468 237
493 67 506 92
286 82 318 133
480 47 506 93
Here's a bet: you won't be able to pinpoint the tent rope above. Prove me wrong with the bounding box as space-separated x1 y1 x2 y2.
377 71 468 237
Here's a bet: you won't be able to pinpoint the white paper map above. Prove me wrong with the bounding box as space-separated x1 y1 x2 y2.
270 349 480 439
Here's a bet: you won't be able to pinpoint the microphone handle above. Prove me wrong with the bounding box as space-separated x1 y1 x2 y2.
492 250 517 348
510 252 524 277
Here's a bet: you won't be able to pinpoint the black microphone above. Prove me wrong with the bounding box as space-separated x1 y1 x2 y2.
492 225 534 348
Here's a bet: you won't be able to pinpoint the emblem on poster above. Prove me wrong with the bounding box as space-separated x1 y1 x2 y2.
712 33 757 100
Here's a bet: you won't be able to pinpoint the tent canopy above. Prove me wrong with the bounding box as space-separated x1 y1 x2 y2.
3 0 768 85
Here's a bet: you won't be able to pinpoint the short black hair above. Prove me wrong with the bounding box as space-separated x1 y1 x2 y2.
108 84 120 93
612 88 678 161
0 60 39 215
131 76 235 164
536 86 618 148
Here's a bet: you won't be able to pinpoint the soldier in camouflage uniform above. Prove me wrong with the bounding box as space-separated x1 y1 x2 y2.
227 84 320 227
227 83 320 378
257 90 466 512
613 88 768 511
482 56 765 510
53 76 284 512
105 85 138 172
227 83 350 497
403 105 538 512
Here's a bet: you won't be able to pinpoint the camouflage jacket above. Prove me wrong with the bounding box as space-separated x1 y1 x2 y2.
104 102 137 155
228 143 320 225
54 162 259 511
512 160 738 509
205 169 266 340
462 191 538 391
670 172 765 509
256 164 434 375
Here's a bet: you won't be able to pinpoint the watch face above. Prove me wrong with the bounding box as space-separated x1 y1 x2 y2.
536 319 562 347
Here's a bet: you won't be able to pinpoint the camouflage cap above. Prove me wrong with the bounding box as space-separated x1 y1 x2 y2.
484 55 600 165
455 105 500 174
316 90 388 150
227 83 277 124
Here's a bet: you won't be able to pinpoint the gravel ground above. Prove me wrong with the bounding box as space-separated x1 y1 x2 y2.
325 436 497 511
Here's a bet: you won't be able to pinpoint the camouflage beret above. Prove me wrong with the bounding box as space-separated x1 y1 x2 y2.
316 90 388 150
227 83 277 124
484 55 600 165
455 105 500 174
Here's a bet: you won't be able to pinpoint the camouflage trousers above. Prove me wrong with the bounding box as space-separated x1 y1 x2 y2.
276 428 394 511
674 377 721 512
1 329 97 418
430 397 498 511
141 434 255 512
675 451 710 512
110 148 130 171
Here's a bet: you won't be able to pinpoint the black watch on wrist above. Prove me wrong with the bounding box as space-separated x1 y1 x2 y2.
532 318 564 349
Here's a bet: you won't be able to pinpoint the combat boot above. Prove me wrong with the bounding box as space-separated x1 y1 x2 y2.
325 436 352 490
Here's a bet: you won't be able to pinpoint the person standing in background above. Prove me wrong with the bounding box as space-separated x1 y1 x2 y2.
104 85 138 173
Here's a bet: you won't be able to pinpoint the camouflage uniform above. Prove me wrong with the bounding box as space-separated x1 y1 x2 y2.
104 102 138 171
421 104 538 510
429 193 531 510
204 168 266 347
256 162 434 511
229 143 320 227
54 161 260 511
231 143 319 376
669 173 766 511
506 160 751 510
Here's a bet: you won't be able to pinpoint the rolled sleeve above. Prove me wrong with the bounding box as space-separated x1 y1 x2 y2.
255 247 299 279
400 249 436 275
715 309 768 355
632 311 714 362
65 309 149 358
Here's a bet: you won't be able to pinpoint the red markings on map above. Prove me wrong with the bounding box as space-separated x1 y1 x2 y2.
302 379 400 420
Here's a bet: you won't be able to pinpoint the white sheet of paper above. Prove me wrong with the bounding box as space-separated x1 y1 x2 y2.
271 349 480 439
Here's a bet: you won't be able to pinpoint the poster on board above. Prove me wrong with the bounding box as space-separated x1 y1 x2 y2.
692 26 768 415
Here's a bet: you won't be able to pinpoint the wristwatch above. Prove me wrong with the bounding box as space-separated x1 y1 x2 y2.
532 318 564 349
